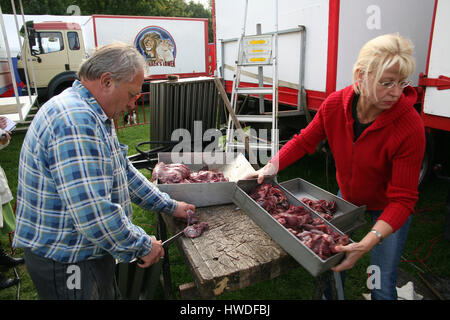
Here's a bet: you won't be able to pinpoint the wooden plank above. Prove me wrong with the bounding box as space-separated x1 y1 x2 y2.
179 282 200 299
162 203 299 298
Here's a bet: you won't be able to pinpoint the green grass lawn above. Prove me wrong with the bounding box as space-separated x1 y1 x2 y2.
1 123 449 300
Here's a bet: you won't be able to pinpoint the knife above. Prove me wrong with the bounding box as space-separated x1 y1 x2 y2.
161 230 185 247
135 230 185 264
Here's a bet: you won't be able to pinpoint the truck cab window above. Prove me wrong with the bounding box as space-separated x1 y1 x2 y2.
31 32 64 54
68 32 80 50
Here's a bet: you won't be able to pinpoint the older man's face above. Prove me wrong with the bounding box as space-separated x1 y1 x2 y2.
107 70 144 120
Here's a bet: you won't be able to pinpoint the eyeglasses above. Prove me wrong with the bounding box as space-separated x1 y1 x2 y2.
378 80 412 89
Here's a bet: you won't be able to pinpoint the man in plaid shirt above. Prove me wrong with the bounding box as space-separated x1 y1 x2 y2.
13 42 195 299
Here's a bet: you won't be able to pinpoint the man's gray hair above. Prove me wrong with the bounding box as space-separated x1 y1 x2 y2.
78 42 147 83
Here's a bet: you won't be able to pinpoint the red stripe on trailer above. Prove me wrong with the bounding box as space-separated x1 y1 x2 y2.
93 16 99 47
203 19 209 76
210 0 218 76
424 0 439 76
325 0 340 97
422 113 450 132
92 14 208 22
34 21 81 31
145 72 209 80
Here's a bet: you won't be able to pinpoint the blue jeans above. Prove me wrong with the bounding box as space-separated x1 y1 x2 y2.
325 191 411 300
369 211 412 300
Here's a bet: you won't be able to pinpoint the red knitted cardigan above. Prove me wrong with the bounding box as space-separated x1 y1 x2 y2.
272 85 425 231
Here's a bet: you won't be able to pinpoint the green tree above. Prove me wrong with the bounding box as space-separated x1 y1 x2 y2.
1 0 213 41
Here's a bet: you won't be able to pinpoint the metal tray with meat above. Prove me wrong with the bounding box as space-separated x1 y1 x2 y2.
153 152 256 207
279 178 366 234
232 178 354 277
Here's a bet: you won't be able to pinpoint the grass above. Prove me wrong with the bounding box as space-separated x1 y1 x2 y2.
1 122 449 300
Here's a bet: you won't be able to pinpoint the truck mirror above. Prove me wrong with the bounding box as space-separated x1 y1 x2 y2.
28 29 36 48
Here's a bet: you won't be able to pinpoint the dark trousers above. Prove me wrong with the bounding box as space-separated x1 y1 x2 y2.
24 248 121 300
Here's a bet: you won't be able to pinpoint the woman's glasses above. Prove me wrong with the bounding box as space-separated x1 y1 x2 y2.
378 80 412 89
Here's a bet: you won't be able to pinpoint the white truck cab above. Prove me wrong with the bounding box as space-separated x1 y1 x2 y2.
17 21 85 99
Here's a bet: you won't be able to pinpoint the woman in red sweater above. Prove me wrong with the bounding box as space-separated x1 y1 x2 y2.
249 34 426 300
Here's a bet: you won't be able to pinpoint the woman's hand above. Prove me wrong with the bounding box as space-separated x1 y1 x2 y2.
331 241 371 272
242 161 278 184
331 220 393 272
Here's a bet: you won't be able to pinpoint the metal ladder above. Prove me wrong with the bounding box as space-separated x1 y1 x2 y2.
225 0 279 159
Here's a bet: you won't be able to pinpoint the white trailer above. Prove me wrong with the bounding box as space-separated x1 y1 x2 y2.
213 0 450 183
91 15 209 80
418 0 450 179
214 0 434 111
1 14 210 81
2 13 210 102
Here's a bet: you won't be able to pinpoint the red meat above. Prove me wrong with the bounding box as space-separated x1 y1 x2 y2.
152 162 229 184
301 197 337 220
250 183 350 260
183 222 209 238
186 209 199 225
152 162 190 184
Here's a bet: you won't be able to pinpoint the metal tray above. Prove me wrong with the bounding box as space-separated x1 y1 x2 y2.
279 178 366 234
232 178 353 277
155 152 256 207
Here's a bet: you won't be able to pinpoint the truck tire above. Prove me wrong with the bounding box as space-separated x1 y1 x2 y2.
47 72 78 99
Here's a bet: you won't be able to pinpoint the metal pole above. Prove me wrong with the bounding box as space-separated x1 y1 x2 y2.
0 5 22 121
257 23 265 114
10 0 32 105
241 0 249 37
272 0 279 156
18 0 39 101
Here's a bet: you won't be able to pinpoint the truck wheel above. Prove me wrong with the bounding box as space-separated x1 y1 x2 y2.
47 72 77 99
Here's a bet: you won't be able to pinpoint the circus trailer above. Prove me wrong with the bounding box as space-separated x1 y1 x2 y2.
212 0 448 184
91 15 210 80
418 0 450 182
15 14 210 100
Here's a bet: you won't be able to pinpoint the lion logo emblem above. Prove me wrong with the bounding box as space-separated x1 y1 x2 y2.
135 27 176 67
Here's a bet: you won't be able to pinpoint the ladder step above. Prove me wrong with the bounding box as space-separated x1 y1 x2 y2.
227 142 273 150
262 110 305 117
235 87 273 95
236 114 274 123
237 62 273 67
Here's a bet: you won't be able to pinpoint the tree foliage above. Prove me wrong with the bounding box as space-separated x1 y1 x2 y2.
0 0 213 41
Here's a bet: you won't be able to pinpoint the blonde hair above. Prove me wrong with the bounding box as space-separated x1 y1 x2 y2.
352 33 415 97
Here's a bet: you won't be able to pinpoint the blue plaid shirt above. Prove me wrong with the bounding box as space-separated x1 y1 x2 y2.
13 80 177 263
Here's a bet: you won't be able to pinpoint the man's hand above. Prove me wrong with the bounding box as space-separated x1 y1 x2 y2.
173 201 196 220
136 237 165 268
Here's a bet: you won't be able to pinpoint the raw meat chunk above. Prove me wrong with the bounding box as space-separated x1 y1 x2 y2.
152 162 229 184
183 222 209 238
249 183 350 260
